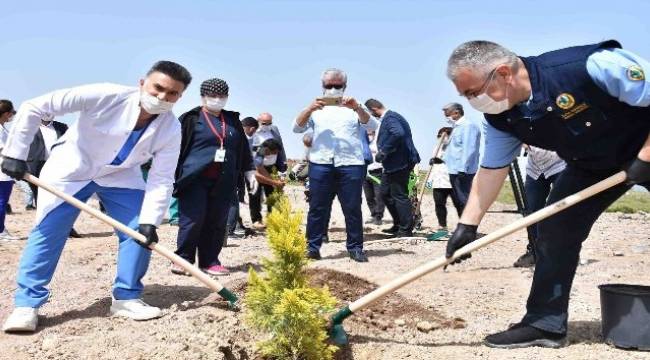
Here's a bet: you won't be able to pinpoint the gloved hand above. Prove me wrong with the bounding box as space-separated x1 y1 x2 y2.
137 224 158 248
446 223 478 264
374 151 386 163
1 157 27 180
245 170 259 194
625 157 650 185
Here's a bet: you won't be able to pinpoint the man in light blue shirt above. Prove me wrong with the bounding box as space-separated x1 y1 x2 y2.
294 68 377 262
441 103 481 211
444 40 650 349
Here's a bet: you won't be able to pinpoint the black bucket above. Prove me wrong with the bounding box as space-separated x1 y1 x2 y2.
599 284 650 350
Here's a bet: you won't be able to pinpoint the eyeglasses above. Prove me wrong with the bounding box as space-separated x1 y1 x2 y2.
323 84 345 90
464 66 499 99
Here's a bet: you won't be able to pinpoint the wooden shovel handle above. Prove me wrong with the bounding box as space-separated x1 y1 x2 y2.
415 133 448 215
349 171 626 312
24 173 225 293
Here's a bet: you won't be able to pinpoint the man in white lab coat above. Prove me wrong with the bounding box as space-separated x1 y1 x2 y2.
1 61 191 333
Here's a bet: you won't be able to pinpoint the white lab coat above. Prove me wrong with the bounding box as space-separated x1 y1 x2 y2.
2 83 181 225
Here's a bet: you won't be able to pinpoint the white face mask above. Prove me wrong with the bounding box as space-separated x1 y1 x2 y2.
323 87 344 98
258 124 272 132
140 91 174 114
468 93 510 114
205 96 228 112
445 116 455 124
263 153 278 166
468 72 511 114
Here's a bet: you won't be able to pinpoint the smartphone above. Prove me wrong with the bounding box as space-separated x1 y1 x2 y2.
319 96 342 106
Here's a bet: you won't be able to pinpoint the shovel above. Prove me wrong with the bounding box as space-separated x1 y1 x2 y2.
329 170 627 345
24 173 240 309
413 133 448 227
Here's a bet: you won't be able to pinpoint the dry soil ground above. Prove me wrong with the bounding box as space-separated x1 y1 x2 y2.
1 185 650 359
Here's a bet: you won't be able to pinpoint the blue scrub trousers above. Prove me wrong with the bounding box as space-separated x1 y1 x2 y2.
14 181 149 308
306 163 365 252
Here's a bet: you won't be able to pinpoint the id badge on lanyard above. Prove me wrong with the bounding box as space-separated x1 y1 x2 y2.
203 110 227 163
214 148 226 162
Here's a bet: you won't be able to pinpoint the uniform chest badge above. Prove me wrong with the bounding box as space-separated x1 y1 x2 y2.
556 93 575 110
627 65 645 81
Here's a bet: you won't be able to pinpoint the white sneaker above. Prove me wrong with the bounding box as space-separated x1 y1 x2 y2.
0 230 19 241
110 298 162 321
3 307 38 332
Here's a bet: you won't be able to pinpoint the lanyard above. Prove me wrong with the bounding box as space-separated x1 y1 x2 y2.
202 110 226 149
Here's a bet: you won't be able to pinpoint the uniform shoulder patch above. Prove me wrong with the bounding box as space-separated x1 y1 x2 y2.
556 93 575 110
627 65 645 81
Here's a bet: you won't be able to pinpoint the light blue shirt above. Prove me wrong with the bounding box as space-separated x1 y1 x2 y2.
443 116 481 174
293 106 378 167
481 47 650 169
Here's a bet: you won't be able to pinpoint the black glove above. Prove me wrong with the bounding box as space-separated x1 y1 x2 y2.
625 157 650 185
429 157 435 166
446 223 478 264
137 224 158 248
1 157 27 180
374 151 386 163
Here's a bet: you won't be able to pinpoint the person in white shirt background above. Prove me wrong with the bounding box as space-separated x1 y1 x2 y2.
1 60 191 333
249 112 287 229
0 100 18 241
294 68 377 263
427 127 464 230
512 145 567 268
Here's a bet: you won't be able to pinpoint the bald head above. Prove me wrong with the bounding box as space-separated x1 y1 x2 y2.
258 112 273 126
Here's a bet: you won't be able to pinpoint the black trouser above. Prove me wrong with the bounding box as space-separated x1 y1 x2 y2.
449 172 475 213
521 166 650 334
175 177 232 267
432 188 462 228
249 182 274 223
362 168 385 220
380 166 414 232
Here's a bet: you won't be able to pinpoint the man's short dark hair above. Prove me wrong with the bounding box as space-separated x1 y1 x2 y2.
0 100 15 116
364 98 384 109
443 102 464 116
241 116 259 128
438 127 453 137
146 61 192 89
260 138 282 152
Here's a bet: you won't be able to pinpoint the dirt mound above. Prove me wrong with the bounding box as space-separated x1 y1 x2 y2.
226 267 461 343
307 268 463 338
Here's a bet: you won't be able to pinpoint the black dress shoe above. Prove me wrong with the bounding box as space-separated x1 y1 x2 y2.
381 226 399 234
69 228 82 238
513 249 536 268
391 230 414 238
484 323 566 349
306 250 321 260
348 250 369 262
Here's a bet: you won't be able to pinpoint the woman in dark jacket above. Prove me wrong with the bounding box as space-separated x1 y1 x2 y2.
172 78 256 276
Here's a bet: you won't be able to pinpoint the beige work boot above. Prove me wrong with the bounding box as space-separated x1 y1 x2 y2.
252 221 266 230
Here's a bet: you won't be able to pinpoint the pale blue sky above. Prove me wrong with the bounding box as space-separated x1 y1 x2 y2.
2 0 649 158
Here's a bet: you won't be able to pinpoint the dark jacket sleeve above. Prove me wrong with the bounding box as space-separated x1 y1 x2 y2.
378 113 406 155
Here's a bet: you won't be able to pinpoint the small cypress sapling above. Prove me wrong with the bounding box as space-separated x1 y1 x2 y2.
246 195 338 359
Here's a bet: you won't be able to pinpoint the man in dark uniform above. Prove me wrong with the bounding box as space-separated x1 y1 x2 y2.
444 40 650 348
